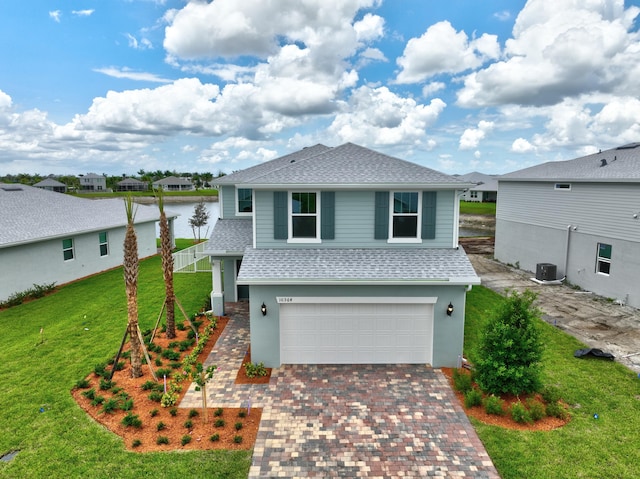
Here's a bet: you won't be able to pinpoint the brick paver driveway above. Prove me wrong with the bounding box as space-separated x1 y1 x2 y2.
181 305 500 478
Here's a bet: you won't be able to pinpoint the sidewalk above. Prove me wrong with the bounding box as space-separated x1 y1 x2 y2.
469 255 640 373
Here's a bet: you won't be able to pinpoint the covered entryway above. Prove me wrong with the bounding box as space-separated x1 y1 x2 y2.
279 298 434 364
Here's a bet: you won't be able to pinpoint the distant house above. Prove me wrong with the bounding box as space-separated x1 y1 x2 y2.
0 183 176 303
457 172 498 202
117 177 148 192
206 143 479 368
79 173 107 192
34 178 67 193
152 176 195 192
495 142 640 308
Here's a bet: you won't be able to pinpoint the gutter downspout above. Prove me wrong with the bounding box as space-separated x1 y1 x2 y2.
565 225 577 278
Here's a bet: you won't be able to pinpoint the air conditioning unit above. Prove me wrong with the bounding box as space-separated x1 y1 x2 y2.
536 263 557 281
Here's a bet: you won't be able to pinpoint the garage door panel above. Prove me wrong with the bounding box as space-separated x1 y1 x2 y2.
280 301 433 364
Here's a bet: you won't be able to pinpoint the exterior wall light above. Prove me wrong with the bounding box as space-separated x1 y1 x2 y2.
261 302 267 316
446 302 454 316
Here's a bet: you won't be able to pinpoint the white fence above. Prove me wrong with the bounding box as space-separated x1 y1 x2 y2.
173 241 211 273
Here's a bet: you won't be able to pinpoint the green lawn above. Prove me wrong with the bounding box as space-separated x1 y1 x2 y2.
0 255 250 479
460 201 496 215
465 286 640 479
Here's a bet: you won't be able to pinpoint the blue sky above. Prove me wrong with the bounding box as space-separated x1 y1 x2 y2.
1 0 640 177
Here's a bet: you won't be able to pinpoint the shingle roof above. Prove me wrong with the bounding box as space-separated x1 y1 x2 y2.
153 176 193 185
118 178 146 185
0 183 164 248
217 143 469 188
500 143 640 182
34 178 66 187
237 247 480 285
204 219 253 255
457 172 498 191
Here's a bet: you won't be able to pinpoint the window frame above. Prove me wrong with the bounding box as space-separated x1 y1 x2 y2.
62 238 74 261
236 188 253 215
554 183 572 191
288 191 321 243
596 242 612 276
99 231 109 257
388 191 422 243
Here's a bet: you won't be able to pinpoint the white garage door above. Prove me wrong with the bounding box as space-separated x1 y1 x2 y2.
279 300 433 364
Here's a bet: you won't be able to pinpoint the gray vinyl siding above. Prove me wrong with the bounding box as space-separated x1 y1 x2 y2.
495 180 640 308
220 185 244 219
248 283 469 368
254 189 456 249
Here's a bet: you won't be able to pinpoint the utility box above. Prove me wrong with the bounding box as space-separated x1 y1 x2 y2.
536 263 557 281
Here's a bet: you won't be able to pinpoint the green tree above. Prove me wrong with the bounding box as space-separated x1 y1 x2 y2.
188 200 210 243
473 289 544 395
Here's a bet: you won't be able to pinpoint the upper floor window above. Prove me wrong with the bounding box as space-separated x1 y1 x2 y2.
237 188 253 214
596 243 612 275
391 192 420 239
99 232 109 257
62 238 74 261
290 192 319 241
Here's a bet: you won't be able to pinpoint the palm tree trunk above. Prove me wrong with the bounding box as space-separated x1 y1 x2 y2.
124 197 143 378
157 193 176 339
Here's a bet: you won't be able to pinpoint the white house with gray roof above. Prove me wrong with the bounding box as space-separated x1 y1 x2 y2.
495 142 640 308
457 172 498 202
206 143 480 368
0 184 174 303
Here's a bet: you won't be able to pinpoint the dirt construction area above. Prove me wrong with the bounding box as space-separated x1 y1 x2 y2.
468 252 640 374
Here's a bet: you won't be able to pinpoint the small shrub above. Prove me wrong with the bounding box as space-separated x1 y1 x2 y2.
177 322 186 331
82 388 96 400
121 413 142 428
132 439 142 448
452 369 473 394
161 350 181 361
156 421 166 431
183 419 193 429
169 407 178 417
464 388 483 408
210 433 220 442
99 378 114 391
541 385 562 404
141 380 158 391
233 435 243 444
214 418 226 428
546 401 569 420
483 395 505 415
214 407 224 417
113 361 125 371
156 368 172 378
244 361 268 378
510 401 533 424
181 435 192 446
101 398 119 414
110 386 123 395
93 363 108 378
238 410 247 418
234 422 243 431
150 409 159 418
526 398 546 422
156 436 169 445
154 357 163 367
169 361 182 369
188 409 199 418
91 395 105 407
75 378 90 389
120 398 134 411
148 391 163 403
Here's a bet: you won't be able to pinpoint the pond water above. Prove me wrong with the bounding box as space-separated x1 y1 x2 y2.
159 201 220 240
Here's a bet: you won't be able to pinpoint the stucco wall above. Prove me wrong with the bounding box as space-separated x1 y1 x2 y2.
248 284 470 368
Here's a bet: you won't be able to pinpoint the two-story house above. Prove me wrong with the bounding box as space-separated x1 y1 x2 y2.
205 143 480 368
495 142 640 308
79 173 107 192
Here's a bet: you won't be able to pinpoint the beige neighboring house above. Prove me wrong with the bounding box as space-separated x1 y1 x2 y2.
79 173 107 192
117 177 148 192
34 178 67 193
0 183 176 303
152 176 195 191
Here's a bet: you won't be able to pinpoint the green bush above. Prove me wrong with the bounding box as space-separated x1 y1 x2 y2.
141 380 158 391
99 378 114 390
244 361 268 378
233 435 243 444
120 398 134 411
81 388 96 400
132 439 142 448
234 422 243 431
238 410 247 418
483 395 505 415
214 407 223 417
464 388 483 408
75 378 90 389
156 421 166 431
91 395 105 406
150 409 159 417
148 391 163 403
121 413 142 428
214 418 225 428
452 368 473 393
526 398 546 422
169 407 178 417
156 436 169 445
474 290 544 395
210 433 220 442
181 435 192 446
546 400 569 420
541 385 562 404
188 409 199 418
183 419 193 429
101 398 119 414
510 401 533 424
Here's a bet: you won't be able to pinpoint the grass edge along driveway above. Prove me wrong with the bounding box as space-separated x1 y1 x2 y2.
0 255 250 479
465 286 640 479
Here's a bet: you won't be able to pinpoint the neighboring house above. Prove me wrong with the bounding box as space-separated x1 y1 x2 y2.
117 177 148 192
152 176 195 191
0 183 176 303
79 173 107 192
457 172 498 202
495 142 640 308
34 178 67 193
205 143 480 368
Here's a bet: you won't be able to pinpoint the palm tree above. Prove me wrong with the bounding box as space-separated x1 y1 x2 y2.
157 189 176 339
123 196 143 377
